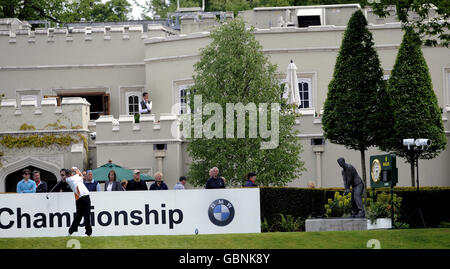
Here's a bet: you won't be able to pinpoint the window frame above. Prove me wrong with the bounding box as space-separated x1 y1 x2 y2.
279 73 315 114
173 79 195 115
125 91 142 115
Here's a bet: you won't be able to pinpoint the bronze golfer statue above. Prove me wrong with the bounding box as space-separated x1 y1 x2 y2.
337 157 365 218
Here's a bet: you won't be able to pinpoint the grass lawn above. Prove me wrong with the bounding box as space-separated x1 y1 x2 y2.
0 228 449 249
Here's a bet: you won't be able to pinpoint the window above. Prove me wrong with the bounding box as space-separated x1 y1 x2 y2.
127 94 140 115
280 77 313 109
59 93 109 120
178 84 194 114
298 16 321 27
446 69 450 106
120 86 144 116
298 79 312 108
297 9 322 28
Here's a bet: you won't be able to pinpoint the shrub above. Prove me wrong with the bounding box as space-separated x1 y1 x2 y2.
324 192 353 217
437 222 450 228
277 214 304 232
261 218 274 233
260 187 450 230
366 192 402 224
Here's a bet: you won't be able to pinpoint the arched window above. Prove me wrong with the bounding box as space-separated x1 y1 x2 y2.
126 92 141 115
298 78 312 109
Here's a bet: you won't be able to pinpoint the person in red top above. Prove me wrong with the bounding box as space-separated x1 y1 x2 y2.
32 170 48 193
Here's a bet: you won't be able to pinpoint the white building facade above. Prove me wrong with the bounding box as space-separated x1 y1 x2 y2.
1 4 449 191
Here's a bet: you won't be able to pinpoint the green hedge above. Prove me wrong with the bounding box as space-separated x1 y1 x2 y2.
260 187 450 229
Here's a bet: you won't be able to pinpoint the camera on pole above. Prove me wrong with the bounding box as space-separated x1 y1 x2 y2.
402 138 415 150
414 139 432 150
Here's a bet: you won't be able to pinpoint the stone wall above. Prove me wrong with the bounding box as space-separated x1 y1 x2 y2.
0 97 91 192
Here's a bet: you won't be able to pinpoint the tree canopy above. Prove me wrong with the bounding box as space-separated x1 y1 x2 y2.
380 27 446 186
185 18 304 187
0 0 133 24
322 10 393 185
364 0 449 47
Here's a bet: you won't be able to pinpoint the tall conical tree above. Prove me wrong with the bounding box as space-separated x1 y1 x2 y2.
322 10 394 186
381 27 446 187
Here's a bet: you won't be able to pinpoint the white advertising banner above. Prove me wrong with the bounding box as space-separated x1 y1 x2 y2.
0 188 261 238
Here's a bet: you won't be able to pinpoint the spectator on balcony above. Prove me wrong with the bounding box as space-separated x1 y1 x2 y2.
149 172 168 190
104 170 122 191
139 92 152 114
126 170 148 191
84 170 101 192
16 169 36 193
174 176 187 190
32 170 48 193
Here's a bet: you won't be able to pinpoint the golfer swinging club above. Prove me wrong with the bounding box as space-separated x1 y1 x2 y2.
66 167 92 236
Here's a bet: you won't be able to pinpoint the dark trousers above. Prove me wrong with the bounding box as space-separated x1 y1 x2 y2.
69 195 92 236
351 183 365 217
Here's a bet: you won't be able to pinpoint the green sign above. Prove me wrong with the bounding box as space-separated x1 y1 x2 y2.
370 154 398 188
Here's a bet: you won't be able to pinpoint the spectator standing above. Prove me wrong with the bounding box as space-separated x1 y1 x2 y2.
16 169 36 193
55 168 72 192
149 172 168 190
104 170 122 191
84 170 101 192
139 92 152 114
120 180 128 191
174 176 187 190
33 170 48 193
244 172 258 187
126 170 148 191
205 167 225 189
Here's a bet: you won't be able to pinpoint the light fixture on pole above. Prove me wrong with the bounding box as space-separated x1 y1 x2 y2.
402 138 430 228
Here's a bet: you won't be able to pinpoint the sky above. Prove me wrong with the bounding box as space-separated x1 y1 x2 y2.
100 0 147 20
130 0 146 20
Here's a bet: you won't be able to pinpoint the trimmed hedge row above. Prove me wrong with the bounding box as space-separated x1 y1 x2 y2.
259 187 450 228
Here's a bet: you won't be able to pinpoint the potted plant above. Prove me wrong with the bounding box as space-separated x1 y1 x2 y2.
365 191 402 229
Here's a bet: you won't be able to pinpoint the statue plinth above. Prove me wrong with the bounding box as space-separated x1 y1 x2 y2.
306 218 368 232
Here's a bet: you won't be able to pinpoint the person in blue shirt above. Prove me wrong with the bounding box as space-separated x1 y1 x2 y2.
16 169 36 193
244 172 258 187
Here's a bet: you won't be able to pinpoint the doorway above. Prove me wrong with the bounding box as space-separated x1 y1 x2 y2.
5 166 58 193
58 93 110 120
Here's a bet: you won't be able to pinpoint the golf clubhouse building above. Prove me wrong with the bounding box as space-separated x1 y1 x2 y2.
0 4 449 192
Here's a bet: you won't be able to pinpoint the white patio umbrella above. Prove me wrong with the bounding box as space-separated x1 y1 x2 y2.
286 60 301 109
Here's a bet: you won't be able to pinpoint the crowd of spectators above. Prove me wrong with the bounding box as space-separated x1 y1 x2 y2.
15 166 258 193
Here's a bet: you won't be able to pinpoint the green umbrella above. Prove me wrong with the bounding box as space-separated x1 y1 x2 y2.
92 161 154 182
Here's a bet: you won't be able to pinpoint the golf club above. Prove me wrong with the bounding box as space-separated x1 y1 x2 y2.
46 180 61 199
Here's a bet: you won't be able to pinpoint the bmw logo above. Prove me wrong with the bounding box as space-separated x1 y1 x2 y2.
208 199 235 226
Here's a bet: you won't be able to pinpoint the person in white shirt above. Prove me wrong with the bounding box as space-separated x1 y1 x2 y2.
139 92 152 114
66 167 92 236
